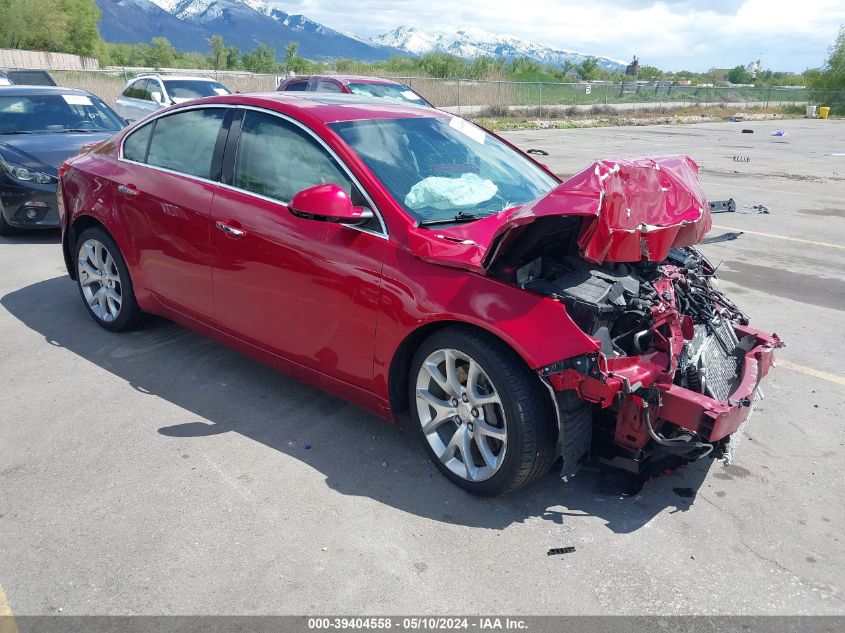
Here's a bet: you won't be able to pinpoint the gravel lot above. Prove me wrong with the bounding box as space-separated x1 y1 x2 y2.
0 118 843 616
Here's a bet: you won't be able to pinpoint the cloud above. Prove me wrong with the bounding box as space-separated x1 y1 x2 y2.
273 0 844 71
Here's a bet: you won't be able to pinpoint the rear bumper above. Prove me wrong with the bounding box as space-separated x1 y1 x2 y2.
546 324 782 452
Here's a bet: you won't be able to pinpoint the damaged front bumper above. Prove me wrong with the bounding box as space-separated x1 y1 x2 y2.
543 324 782 474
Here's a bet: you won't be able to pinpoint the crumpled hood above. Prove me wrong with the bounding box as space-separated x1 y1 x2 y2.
407 155 712 271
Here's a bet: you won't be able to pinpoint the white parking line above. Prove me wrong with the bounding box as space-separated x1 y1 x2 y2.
706 181 844 204
711 225 844 250
779 361 845 387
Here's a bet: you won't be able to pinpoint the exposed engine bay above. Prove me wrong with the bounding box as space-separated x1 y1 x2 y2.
490 215 783 484
524 246 749 403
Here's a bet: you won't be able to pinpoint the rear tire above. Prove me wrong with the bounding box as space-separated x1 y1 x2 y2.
409 326 557 496
74 226 143 332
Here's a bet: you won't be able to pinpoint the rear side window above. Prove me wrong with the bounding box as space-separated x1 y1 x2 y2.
315 79 342 93
233 110 352 202
283 81 309 92
7 70 55 86
145 108 227 179
122 122 153 162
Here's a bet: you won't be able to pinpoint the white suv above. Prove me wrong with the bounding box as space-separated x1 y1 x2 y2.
114 74 231 121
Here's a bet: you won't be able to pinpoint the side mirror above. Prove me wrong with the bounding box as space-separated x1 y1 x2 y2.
150 91 164 105
124 118 135 126
289 184 373 224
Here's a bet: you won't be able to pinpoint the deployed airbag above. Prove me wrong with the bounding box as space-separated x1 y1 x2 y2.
404 173 498 212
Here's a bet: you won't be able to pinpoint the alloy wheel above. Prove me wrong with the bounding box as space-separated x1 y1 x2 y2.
77 238 123 322
415 348 507 482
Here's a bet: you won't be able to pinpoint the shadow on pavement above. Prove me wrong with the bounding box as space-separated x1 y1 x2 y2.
0 229 61 245
2 276 716 533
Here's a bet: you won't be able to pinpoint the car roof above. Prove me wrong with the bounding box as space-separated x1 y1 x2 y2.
135 74 222 82
285 75 411 86
332 75 410 85
0 85 95 97
198 92 447 123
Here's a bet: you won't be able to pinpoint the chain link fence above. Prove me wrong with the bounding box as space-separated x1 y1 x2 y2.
46 68 841 117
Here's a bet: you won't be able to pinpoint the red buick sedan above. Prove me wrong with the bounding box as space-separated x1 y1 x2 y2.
58 93 780 495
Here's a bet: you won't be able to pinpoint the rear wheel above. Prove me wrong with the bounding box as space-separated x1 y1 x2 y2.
75 226 143 332
409 327 557 496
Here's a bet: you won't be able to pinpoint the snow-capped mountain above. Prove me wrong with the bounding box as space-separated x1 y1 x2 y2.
96 0 405 61
96 0 626 68
373 26 625 71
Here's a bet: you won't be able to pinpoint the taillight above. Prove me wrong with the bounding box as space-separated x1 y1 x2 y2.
58 162 69 178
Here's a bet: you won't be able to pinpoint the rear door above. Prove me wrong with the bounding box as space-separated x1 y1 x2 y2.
209 108 388 387
115 106 231 319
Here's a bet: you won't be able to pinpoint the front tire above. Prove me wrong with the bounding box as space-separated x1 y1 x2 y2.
409 327 557 496
75 226 143 332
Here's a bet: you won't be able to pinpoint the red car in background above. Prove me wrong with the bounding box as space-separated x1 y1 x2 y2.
57 93 781 496
277 74 432 107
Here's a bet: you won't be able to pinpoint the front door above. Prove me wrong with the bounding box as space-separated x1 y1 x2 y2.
210 109 388 388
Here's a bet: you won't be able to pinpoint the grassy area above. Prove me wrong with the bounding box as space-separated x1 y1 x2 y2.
471 105 807 131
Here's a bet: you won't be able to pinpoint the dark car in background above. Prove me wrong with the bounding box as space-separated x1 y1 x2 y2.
278 74 432 107
0 69 57 87
0 86 125 235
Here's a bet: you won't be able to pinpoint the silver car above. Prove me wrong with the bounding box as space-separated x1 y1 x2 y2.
114 74 231 122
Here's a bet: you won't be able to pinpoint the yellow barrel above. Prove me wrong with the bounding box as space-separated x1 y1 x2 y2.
818 106 830 119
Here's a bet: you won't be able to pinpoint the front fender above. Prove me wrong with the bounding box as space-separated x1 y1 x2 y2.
373 246 600 404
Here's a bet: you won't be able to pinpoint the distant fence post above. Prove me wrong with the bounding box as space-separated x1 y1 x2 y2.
605 82 609 106
538 82 543 117
457 77 462 115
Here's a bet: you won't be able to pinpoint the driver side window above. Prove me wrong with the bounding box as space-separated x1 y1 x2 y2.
233 110 353 204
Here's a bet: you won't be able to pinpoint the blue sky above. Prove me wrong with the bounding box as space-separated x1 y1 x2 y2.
276 0 844 72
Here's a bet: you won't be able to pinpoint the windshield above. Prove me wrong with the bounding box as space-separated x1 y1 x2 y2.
0 93 124 134
163 80 230 100
347 83 429 107
330 117 557 223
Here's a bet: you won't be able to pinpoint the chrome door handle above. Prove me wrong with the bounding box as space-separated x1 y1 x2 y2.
117 184 138 197
215 221 245 237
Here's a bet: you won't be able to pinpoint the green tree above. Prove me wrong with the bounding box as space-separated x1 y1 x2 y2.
577 57 599 80
145 36 175 68
0 0 67 51
807 25 845 108
727 65 752 84
637 65 663 81
225 45 240 69
59 0 100 55
283 41 309 73
242 43 277 73
283 41 298 71
208 35 226 70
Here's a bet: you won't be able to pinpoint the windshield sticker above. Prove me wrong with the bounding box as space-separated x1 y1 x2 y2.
449 116 486 145
62 94 93 106
401 90 419 100
212 88 229 95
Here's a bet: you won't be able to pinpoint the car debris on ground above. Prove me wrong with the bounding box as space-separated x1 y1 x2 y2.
702 231 745 244
547 547 577 556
